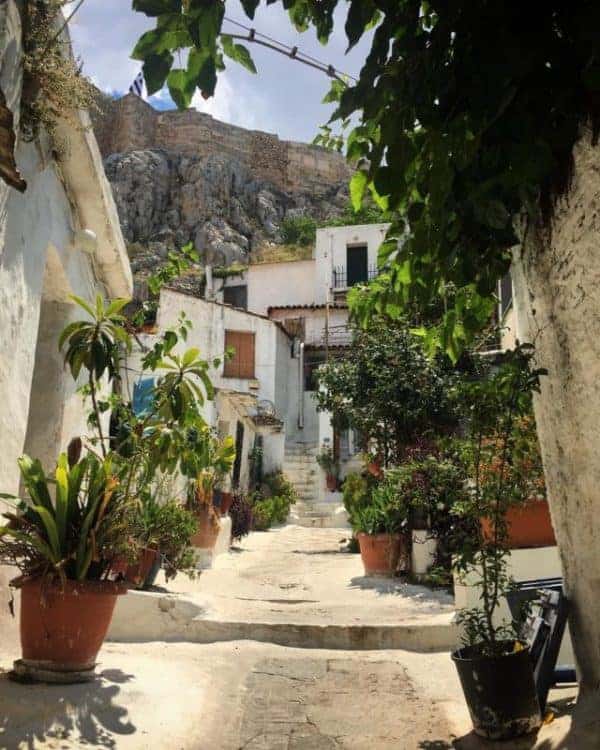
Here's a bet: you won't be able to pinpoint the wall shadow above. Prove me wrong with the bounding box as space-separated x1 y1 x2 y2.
0 667 136 748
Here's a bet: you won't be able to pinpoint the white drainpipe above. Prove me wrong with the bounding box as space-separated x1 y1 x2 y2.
205 264 214 300
298 341 305 429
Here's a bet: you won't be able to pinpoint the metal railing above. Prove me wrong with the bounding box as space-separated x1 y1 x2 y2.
332 264 379 289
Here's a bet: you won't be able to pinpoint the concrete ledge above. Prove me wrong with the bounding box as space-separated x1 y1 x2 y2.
108 590 458 652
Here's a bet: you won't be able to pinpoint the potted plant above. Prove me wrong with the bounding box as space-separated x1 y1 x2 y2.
479 415 555 549
352 472 411 576
451 345 546 740
146 498 199 585
0 451 131 679
184 430 236 551
0 292 224 681
316 443 339 491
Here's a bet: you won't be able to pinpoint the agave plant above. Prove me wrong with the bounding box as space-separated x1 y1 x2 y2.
0 450 134 584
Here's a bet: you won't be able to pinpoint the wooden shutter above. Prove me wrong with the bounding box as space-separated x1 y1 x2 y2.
224 331 255 379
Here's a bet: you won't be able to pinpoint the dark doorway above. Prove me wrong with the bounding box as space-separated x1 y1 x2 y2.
346 244 368 287
232 420 245 487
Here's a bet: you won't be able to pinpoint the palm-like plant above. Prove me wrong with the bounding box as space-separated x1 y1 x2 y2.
0 451 132 583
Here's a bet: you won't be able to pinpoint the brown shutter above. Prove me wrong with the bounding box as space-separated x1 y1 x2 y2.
224 331 255 379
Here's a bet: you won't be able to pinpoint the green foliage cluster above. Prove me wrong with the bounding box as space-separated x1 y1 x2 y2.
250 472 297 532
131 1 600 359
316 318 460 465
0 293 234 585
279 215 317 247
315 443 338 477
0 451 130 584
450 344 547 653
138 497 198 581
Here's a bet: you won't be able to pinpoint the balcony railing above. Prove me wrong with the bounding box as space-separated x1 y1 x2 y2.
308 324 353 348
332 264 379 289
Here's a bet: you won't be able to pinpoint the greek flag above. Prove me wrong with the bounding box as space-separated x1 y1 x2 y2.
129 71 144 97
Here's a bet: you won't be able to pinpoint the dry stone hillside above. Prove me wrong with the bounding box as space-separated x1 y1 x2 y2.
93 93 352 291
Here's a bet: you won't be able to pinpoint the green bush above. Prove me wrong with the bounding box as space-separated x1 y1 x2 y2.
353 473 411 535
279 215 317 247
341 472 372 531
250 472 297 530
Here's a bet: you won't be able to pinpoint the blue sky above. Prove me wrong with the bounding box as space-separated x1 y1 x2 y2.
68 1 371 144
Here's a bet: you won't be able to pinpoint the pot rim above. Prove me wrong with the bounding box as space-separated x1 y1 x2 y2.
18 576 128 596
451 640 530 663
356 531 406 541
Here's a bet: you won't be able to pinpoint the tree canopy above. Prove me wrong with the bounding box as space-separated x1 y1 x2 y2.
314 318 460 464
131 1 600 357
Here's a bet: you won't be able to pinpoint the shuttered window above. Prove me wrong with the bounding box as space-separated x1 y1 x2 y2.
223 330 255 379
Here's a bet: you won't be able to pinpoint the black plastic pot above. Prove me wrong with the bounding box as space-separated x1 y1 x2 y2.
452 641 541 740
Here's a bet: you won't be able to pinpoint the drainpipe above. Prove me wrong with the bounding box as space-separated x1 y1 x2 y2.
298 341 305 429
205 264 213 300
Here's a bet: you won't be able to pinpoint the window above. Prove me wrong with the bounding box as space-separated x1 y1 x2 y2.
304 350 326 391
224 330 255 379
223 285 248 310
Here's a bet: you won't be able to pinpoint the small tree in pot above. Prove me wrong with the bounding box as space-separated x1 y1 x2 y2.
451 344 547 740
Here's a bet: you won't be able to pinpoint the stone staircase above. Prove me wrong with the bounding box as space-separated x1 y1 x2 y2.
283 442 348 528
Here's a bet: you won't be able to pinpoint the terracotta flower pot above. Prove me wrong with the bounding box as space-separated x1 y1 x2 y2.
220 492 233 516
357 532 408 576
125 547 159 588
190 507 221 550
19 578 126 673
326 473 338 492
481 499 556 549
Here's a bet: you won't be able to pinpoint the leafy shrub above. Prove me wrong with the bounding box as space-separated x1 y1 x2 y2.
148 500 198 581
249 471 297 531
341 472 372 530
279 215 317 247
353 472 411 535
230 492 253 541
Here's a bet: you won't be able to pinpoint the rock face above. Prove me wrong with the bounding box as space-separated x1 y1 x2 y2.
95 95 352 294
105 148 349 272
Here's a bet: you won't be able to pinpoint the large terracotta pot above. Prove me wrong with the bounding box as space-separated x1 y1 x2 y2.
190 507 221 550
357 532 408 576
20 578 126 672
481 499 556 549
326 473 338 492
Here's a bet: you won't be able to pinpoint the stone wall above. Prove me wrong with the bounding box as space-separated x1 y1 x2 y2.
96 93 350 194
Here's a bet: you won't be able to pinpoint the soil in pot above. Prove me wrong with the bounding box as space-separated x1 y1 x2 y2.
452 642 541 740
481 499 556 549
357 532 409 576
190 507 221 550
19 578 126 674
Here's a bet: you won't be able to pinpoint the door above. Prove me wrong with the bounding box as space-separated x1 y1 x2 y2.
232 420 244 487
346 244 368 287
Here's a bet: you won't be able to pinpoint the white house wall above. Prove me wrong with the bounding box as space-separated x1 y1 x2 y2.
246 259 316 315
0 0 132 640
315 223 390 297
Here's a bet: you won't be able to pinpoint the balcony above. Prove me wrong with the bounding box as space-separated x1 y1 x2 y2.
332 264 379 290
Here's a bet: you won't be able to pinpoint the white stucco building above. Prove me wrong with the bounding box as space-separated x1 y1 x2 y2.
144 223 390 525
0 0 132 636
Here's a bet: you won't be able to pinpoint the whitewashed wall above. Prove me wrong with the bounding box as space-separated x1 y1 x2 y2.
0 0 131 641
246 259 316 315
315 223 390 300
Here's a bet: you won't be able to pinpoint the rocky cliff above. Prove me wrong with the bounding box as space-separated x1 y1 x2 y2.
94 94 351 294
